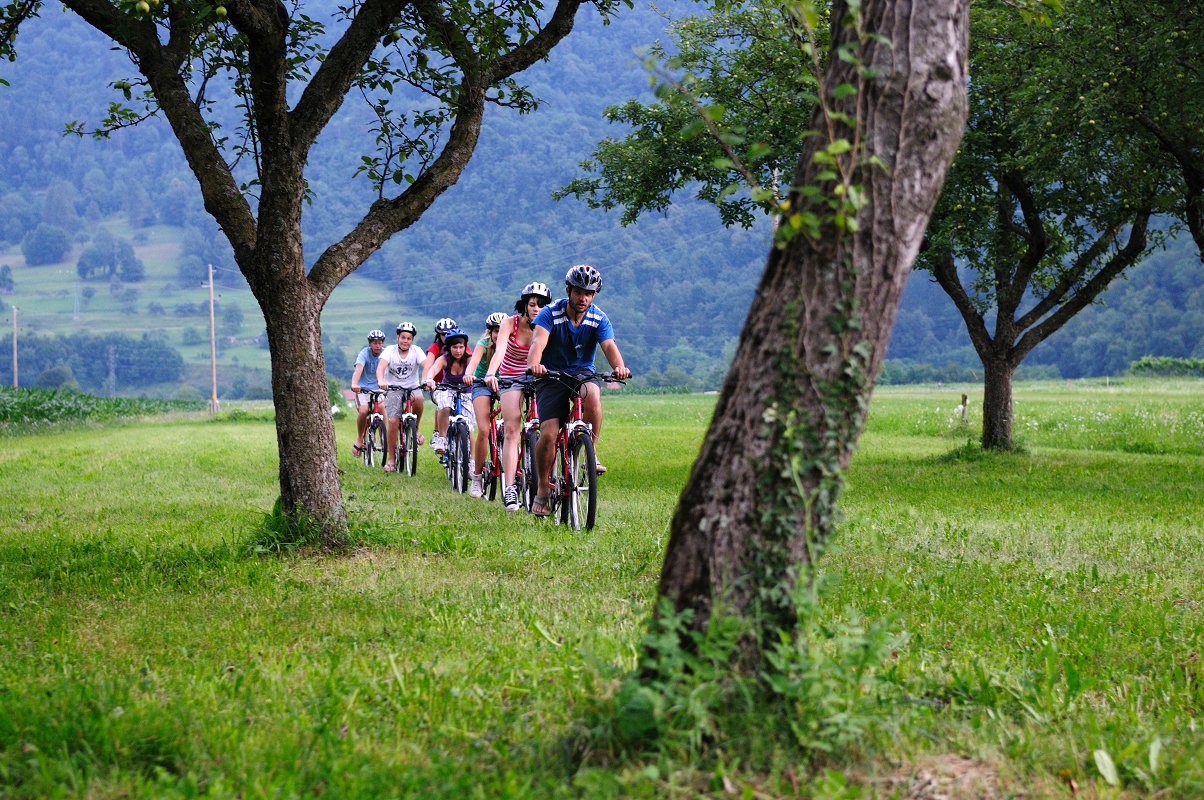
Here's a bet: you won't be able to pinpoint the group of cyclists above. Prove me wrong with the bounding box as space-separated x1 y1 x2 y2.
348 264 631 517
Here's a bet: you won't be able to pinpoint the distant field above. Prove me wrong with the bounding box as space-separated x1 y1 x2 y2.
1 222 436 375
0 380 1201 797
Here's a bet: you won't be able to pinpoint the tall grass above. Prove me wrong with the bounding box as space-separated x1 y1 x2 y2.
0 381 1200 797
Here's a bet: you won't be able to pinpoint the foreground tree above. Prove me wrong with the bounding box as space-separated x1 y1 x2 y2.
2 0 621 541
654 0 968 651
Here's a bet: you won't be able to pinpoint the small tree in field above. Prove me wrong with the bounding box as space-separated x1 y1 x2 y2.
2 0 623 543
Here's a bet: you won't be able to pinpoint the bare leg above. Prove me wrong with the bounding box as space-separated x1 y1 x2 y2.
384 416 399 469
536 417 560 498
499 391 523 485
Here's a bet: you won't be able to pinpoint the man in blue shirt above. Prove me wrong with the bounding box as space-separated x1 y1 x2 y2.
527 264 630 517
350 329 385 457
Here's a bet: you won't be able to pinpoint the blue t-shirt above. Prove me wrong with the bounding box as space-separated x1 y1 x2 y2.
533 298 615 372
354 346 381 390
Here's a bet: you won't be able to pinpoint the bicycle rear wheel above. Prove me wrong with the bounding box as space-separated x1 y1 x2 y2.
520 428 539 512
567 431 597 531
402 417 419 476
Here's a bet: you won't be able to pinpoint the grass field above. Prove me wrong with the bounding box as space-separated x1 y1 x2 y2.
1 379 1201 797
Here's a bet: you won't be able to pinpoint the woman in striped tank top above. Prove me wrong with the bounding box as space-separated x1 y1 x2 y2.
485 281 552 511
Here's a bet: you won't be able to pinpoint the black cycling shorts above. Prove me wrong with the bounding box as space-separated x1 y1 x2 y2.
534 372 600 426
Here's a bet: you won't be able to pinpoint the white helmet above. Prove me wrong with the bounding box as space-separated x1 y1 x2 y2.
565 264 602 293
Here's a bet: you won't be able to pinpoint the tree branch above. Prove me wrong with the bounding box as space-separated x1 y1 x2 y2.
306 77 488 298
290 0 412 154
1012 208 1152 361
1013 216 1125 331
998 169 1047 317
489 0 585 81
931 246 995 360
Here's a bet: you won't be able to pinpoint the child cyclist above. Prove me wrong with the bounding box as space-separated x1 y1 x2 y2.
484 281 552 511
350 328 385 458
464 312 506 498
423 317 458 455
375 321 426 473
422 328 476 465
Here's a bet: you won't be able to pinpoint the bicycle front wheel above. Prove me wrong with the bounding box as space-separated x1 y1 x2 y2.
402 417 419 476
450 423 470 493
567 431 597 531
365 421 385 468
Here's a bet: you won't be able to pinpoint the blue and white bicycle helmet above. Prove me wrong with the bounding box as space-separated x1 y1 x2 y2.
442 328 469 347
565 264 602 293
366 329 386 342
434 317 457 336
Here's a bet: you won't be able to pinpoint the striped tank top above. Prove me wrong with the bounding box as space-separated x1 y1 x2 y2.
498 314 532 377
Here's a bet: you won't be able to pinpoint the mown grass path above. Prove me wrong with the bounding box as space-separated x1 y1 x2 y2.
1 380 1201 797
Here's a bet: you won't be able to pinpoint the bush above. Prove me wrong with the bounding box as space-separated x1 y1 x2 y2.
1128 356 1204 378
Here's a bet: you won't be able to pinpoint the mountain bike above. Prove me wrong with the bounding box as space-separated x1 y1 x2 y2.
435 383 473 493
479 384 505 502
361 390 387 468
535 370 625 531
385 387 420 476
517 379 540 511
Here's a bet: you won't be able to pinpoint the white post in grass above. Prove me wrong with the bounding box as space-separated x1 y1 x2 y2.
207 263 220 415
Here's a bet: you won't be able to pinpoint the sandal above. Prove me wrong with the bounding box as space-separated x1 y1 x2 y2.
352 442 365 457
594 461 607 475
384 463 396 473
531 495 551 517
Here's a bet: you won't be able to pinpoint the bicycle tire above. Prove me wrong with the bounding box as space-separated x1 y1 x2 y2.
365 420 384 468
402 417 419 477
568 431 597 531
484 425 500 502
520 428 539 512
552 438 566 526
450 423 470 493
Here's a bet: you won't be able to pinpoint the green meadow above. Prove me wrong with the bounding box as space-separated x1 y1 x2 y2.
1 379 1201 797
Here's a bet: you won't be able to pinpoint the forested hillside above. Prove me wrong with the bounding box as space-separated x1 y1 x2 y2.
0 1 1199 397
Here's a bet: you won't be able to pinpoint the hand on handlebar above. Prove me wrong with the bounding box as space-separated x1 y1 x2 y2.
529 363 548 377
485 375 499 391
612 366 631 381
423 379 435 392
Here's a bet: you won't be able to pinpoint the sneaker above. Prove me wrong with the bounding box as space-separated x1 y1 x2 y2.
502 484 520 511
469 474 484 499
430 434 445 453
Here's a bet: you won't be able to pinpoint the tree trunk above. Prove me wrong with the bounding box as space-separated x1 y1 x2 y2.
259 271 348 545
657 0 970 657
980 354 1015 451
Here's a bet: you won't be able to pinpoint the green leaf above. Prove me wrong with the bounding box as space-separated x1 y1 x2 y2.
832 82 857 99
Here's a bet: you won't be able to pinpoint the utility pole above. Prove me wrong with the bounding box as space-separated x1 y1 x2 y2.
106 345 116 397
73 282 79 320
10 306 16 388
207 263 219 414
